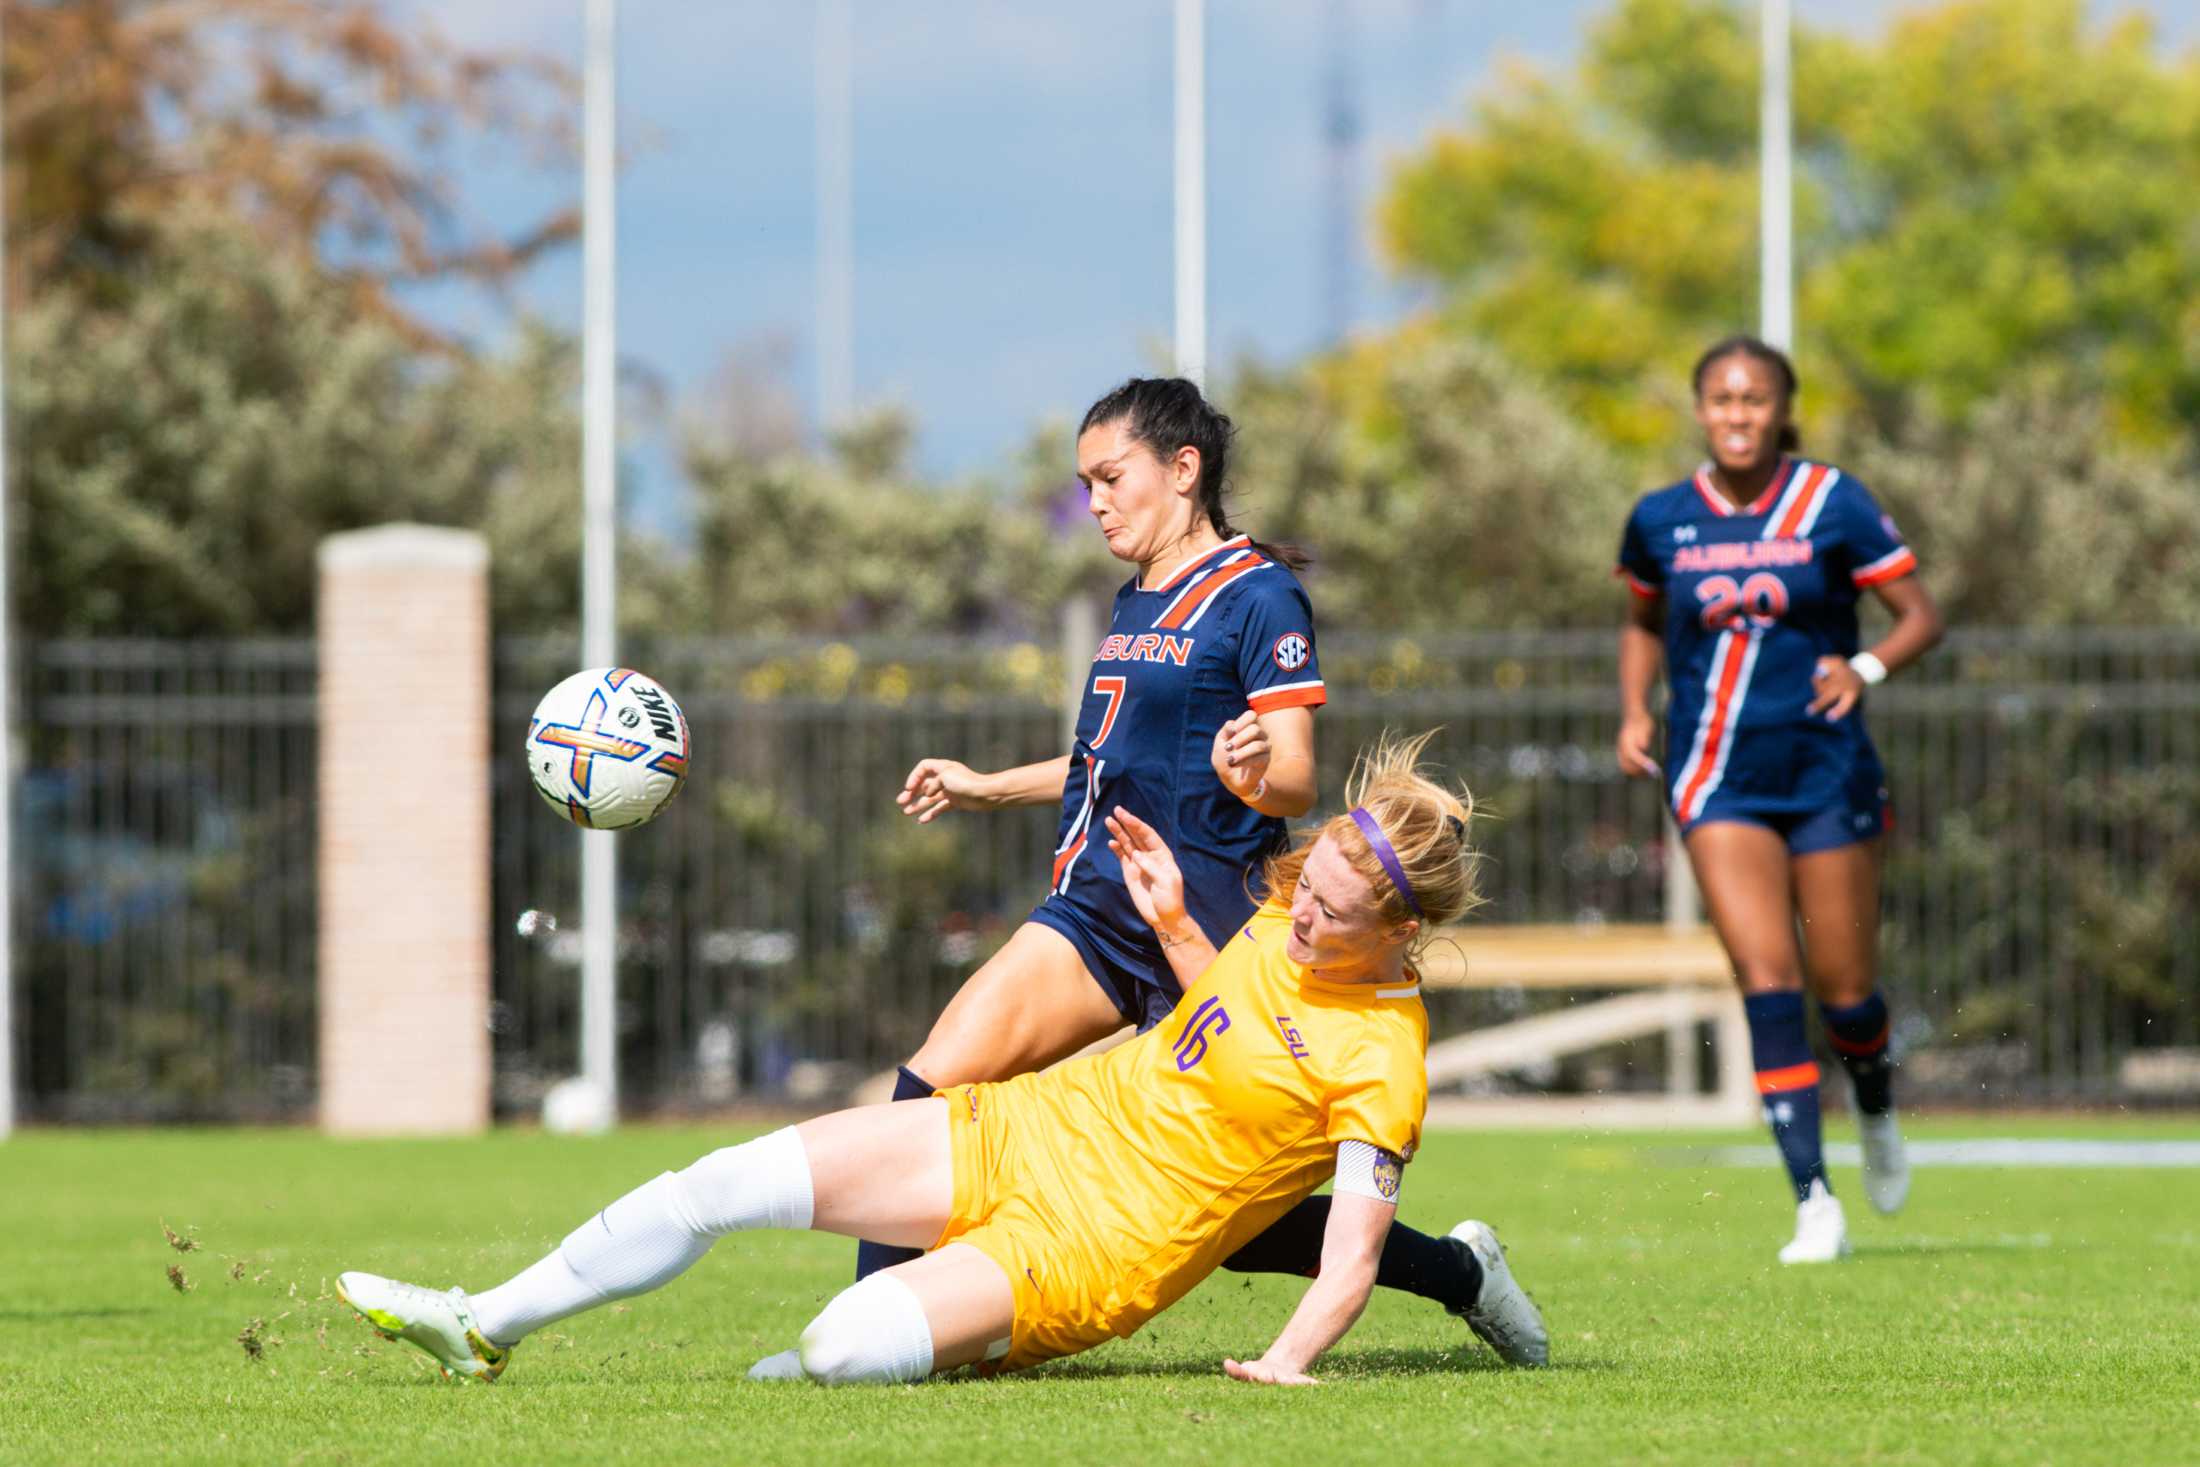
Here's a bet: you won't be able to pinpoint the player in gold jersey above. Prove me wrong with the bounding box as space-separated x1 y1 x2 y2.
335 733 1548 1385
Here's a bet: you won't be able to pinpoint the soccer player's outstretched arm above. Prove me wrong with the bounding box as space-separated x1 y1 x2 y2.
1102 806 1219 987
897 755 1073 822
1224 1186 1392 1386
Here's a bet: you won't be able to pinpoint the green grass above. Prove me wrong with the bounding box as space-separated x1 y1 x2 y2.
6 1118 2199 1466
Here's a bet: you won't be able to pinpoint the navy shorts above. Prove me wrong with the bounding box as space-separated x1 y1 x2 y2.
1678 768 1891 856
1027 895 1182 1032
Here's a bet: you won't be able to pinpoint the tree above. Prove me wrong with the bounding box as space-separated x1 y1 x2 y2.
1227 331 1631 632
3 0 575 333
1833 380 2200 629
2 1 603 636
1379 0 2200 454
8 217 590 635
676 405 1118 641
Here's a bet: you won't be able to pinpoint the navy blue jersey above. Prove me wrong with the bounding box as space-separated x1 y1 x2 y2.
1050 536 1326 953
1617 459 1917 823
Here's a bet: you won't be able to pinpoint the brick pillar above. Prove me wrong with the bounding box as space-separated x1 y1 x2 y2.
317 526 492 1135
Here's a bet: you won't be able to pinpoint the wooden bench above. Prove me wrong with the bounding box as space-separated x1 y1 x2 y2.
1416 923 1756 1128
861 923 1756 1128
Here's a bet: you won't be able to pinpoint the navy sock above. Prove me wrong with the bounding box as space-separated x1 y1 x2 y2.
1744 991 1828 1203
1219 1194 1484 1313
1820 993 1894 1116
854 1065 935 1280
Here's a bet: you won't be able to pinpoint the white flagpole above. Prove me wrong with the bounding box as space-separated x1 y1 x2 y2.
1173 0 1207 386
0 0 15 1141
578 0 619 1128
815 0 854 430
1759 0 1794 349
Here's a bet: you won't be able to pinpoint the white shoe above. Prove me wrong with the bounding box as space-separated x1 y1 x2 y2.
747 1348 806 1381
336 1270 514 1382
1777 1179 1850 1265
1858 1111 1910 1215
1448 1220 1548 1367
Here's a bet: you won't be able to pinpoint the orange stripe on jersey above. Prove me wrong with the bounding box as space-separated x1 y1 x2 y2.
1772 464 1833 539
1247 683 1326 714
1616 566 1659 598
1754 1060 1821 1094
1051 832 1087 888
1156 556 1266 630
1675 630 1746 820
1152 535 1251 593
1854 547 1917 587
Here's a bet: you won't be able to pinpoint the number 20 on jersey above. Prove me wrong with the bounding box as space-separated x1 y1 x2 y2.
1696 572 1790 631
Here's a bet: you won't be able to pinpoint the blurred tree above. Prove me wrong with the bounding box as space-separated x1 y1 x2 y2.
1228 330 1632 631
0 1 604 635
1833 379 2200 628
677 404 1118 639
1379 0 2200 453
6 217 600 635
1 0 575 332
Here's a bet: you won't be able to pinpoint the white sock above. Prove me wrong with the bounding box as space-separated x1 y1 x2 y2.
470 1250 598 1346
746 1348 806 1381
672 1126 816 1235
798 1272 935 1385
468 1127 815 1345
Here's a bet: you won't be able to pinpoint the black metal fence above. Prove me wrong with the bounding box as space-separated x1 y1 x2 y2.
15 627 2200 1120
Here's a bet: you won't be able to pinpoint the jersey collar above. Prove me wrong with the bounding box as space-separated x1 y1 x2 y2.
1298 962 1422 1000
1691 457 1793 518
1147 534 1251 593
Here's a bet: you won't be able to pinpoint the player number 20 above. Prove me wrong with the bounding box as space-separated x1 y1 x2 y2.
1696 572 1789 631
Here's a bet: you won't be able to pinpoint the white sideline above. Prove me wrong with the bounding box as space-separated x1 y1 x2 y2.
1695 1139 2200 1169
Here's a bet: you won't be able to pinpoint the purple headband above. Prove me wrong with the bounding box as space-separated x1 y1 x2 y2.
1349 806 1422 919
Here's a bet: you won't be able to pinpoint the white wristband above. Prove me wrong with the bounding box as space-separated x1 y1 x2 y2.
1849 652 1888 686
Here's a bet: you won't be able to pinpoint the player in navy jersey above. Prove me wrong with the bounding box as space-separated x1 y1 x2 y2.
1617 337 1944 1264
859 379 1516 1351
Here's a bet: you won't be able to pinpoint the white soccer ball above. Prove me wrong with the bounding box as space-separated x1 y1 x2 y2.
524 667 691 830
541 1076 616 1135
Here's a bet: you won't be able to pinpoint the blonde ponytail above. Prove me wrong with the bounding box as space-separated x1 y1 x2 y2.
1260 730 1482 959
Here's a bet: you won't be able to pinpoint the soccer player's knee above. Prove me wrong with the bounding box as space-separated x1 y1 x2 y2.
798 1274 935 1385
673 1126 814 1235
1737 964 1802 995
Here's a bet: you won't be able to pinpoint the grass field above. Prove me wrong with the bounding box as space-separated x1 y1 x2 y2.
6 1117 2199 1466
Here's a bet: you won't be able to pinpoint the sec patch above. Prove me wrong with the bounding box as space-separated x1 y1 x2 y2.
1272 632 1311 672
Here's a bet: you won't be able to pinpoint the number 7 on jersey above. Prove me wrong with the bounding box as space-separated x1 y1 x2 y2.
1090 675 1127 748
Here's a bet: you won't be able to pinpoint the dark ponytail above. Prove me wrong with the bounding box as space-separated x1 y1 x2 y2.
1691 335 1802 454
1079 377 1310 570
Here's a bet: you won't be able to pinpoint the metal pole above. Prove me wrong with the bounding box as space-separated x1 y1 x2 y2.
1173 0 1207 386
0 0 14 1141
1321 0 1359 344
1759 0 1794 349
815 0 854 431
1062 596 1098 753
579 0 619 1127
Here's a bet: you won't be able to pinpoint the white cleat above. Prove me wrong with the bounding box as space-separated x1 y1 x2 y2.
746 1348 807 1381
1858 1111 1911 1215
335 1270 514 1382
1448 1220 1549 1367
1777 1179 1850 1265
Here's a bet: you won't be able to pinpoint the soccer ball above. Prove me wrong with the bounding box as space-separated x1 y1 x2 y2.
525 667 691 829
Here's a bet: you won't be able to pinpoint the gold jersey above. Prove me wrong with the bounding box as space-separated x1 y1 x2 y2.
935 900 1429 1368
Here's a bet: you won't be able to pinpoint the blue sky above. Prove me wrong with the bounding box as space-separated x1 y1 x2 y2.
397 1 2197 536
